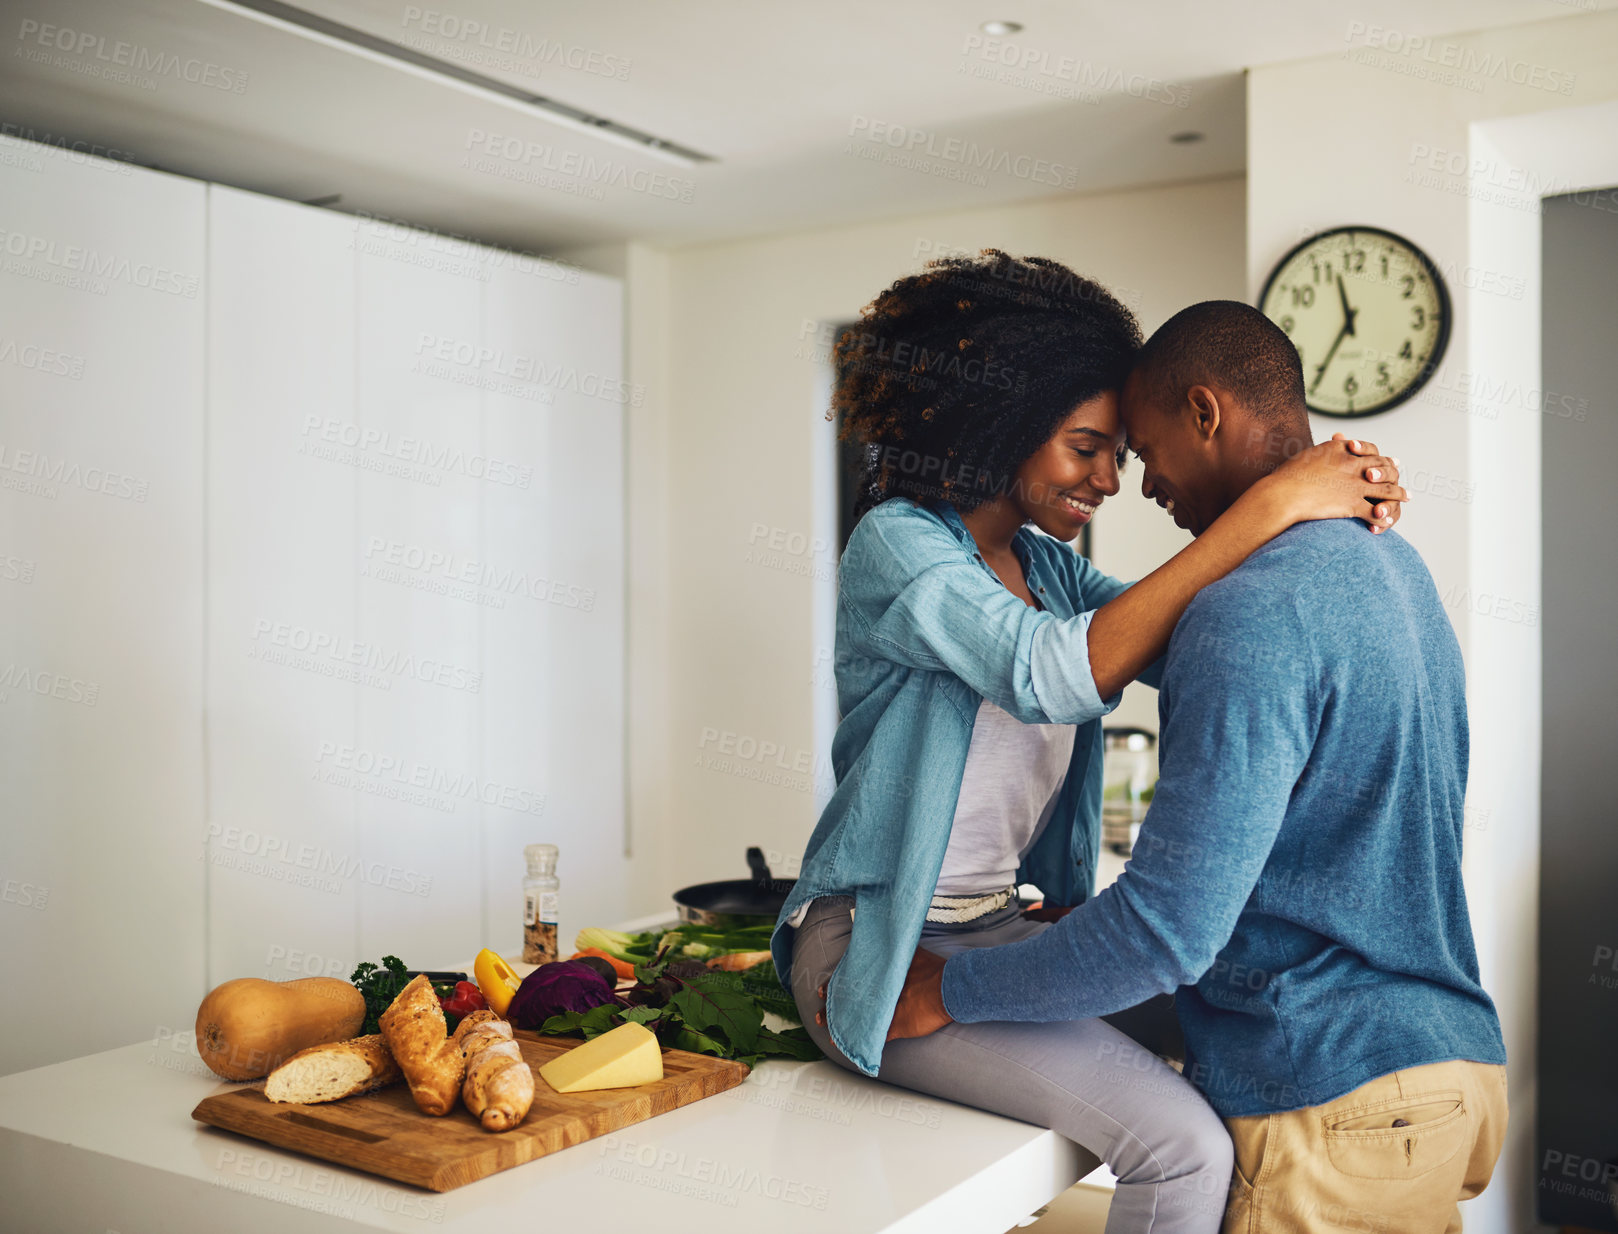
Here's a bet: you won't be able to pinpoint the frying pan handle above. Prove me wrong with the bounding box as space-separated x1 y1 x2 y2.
746 846 773 886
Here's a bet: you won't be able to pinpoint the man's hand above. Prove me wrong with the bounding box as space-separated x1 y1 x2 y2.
813 948 953 1043
889 947 952 1041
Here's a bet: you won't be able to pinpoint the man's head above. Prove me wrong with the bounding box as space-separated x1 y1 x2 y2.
1121 301 1311 536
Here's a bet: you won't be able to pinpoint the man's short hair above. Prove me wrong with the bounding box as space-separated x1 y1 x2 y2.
1134 301 1307 424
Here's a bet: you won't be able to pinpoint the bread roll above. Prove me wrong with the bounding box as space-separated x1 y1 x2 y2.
452 1011 507 1058
378 975 466 1116
462 1030 534 1132
264 1034 400 1104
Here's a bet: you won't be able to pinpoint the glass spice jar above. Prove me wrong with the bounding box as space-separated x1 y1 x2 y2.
522 843 560 965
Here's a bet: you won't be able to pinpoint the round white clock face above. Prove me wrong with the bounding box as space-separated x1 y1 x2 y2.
1258 226 1450 418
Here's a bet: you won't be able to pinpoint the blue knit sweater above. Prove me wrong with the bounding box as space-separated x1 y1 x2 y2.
940 520 1507 1117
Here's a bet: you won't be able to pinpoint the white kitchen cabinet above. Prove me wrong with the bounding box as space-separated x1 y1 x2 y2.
0 140 626 1073
352 220 487 967
0 136 207 1073
480 259 628 957
204 185 363 987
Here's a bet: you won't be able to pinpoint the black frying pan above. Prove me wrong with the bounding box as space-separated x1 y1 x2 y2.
672 847 796 929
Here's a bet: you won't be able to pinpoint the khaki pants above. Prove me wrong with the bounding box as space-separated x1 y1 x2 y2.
1222 1059 1508 1233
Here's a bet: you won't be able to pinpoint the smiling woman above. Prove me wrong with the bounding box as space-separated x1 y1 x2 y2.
831 249 1141 524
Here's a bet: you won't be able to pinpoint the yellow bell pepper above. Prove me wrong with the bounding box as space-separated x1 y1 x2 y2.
474 948 521 1016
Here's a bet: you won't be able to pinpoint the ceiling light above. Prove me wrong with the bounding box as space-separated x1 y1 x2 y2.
1169 131 1205 144
197 0 714 166
979 20 1023 35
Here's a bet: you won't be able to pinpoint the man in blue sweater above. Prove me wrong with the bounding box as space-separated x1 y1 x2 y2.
888 302 1509 1232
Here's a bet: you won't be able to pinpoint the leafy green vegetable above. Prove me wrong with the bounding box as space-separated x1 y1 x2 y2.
673 1027 729 1056
535 945 820 1067
538 1002 622 1038
754 1026 821 1062
574 927 657 965
539 1010 588 1036
574 923 778 969
668 975 762 1052
351 955 409 1035
730 960 801 1023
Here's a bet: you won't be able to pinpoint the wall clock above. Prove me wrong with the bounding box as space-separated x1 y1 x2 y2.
1257 225 1451 418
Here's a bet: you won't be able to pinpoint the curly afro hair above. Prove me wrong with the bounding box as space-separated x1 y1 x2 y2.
832 249 1142 521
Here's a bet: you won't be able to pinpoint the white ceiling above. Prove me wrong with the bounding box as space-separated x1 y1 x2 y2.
0 0 1604 255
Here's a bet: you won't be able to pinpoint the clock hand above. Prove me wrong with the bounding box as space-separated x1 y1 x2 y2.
1311 275 1360 393
1311 322 1349 394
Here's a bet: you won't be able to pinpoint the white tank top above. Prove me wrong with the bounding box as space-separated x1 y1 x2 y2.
933 696 1075 896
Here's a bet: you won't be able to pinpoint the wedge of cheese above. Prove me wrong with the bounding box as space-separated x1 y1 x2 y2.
538 1022 663 1093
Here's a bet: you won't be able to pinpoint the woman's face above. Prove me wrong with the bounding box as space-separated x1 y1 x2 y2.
1010 390 1126 540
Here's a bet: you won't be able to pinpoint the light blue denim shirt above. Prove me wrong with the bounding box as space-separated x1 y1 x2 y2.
770 495 1155 1077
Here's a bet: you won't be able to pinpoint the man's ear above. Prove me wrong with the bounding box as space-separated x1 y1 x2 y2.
1186 385 1222 444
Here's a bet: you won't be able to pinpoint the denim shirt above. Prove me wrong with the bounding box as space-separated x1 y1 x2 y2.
770 496 1153 1077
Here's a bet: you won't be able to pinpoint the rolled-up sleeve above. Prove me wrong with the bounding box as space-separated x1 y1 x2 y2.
1026 610 1117 721
841 508 1118 726
1048 542 1165 691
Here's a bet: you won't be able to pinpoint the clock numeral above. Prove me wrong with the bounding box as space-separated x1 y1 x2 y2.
1380 254 1389 278
1411 306 1426 330
1345 250 1366 272
1398 339 1414 360
1376 362 1391 388
1344 374 1359 396
1279 315 1295 333
1291 285 1315 308
1401 275 1415 299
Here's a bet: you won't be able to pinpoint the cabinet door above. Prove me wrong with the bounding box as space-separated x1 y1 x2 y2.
352 218 488 966
480 260 628 956
0 139 205 1073
205 185 362 988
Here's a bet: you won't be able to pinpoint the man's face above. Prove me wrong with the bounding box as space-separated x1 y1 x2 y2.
1119 368 1223 537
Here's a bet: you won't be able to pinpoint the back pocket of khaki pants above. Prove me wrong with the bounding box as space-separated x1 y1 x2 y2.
1322 1091 1468 1180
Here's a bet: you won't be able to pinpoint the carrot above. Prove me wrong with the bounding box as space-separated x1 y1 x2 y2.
570 948 637 980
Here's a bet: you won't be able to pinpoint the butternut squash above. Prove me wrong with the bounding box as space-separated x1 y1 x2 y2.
195 977 366 1080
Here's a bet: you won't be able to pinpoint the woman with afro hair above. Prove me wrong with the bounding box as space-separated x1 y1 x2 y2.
770 251 1407 1232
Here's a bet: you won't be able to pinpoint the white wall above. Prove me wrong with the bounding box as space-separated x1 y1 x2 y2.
0 141 628 1075
1248 12 1618 1232
603 176 1240 896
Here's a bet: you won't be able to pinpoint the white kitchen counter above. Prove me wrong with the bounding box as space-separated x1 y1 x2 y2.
0 924 1104 1234
0 1036 1095 1234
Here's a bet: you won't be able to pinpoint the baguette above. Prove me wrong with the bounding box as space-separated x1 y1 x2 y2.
378 974 467 1116
452 1010 504 1054
456 1019 511 1059
264 1034 400 1104
461 1019 534 1132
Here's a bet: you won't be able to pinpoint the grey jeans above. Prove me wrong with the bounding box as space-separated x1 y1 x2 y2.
789 895 1234 1234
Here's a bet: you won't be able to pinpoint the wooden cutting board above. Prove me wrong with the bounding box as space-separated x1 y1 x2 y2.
192 1031 751 1191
